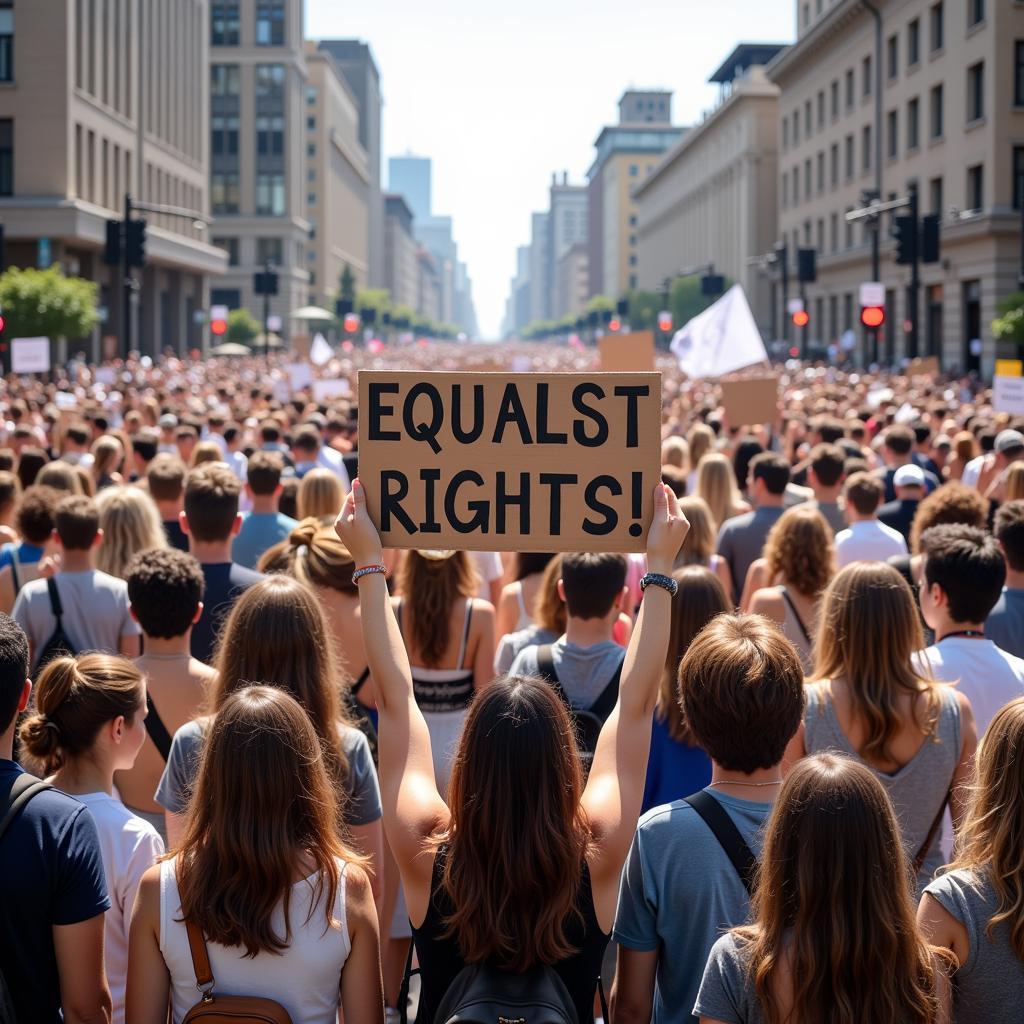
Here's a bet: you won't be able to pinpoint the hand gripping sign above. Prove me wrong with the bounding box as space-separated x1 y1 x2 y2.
358 371 662 553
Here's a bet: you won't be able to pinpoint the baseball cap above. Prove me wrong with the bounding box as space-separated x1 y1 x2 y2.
159 413 178 429
893 464 925 488
995 429 1024 454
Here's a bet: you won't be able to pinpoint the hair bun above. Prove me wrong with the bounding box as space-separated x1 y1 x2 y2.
289 518 320 550
18 712 62 762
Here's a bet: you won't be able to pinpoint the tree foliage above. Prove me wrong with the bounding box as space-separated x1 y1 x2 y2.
226 308 260 343
993 291 1024 347
339 263 356 303
0 265 99 340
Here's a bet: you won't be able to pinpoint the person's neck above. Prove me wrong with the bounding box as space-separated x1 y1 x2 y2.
250 496 278 514
709 762 783 804
61 550 94 573
564 614 616 648
933 618 987 642
1006 568 1024 590
189 539 234 564
156 500 182 521
756 495 785 509
812 485 842 503
52 755 114 797
0 727 14 762
140 633 192 657
848 512 876 524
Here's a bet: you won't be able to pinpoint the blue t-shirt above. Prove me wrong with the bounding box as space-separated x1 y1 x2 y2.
232 511 299 570
0 541 44 572
642 716 713 814
191 562 264 665
986 587 1024 659
613 790 772 1022
0 760 110 1023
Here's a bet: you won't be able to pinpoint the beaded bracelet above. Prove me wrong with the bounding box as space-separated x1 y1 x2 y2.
351 564 387 585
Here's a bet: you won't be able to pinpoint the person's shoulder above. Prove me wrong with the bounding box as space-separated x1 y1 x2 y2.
171 717 206 749
508 643 539 674
636 796 709 837
16 784 97 841
95 569 130 592
88 793 163 842
725 510 756 530
924 866 992 913
338 722 372 759
277 513 299 530
230 562 265 586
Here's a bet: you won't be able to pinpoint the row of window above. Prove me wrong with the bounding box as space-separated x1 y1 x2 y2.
211 1 285 47
211 63 286 101
210 237 284 267
211 171 286 216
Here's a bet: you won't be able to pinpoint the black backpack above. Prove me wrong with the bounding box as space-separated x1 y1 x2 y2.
0 773 52 1023
535 646 623 771
34 579 76 675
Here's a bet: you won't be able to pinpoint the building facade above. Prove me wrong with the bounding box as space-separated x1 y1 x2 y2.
0 0 226 358
554 241 589 320
208 0 310 334
388 154 431 223
587 91 684 298
546 174 587 318
417 246 441 322
304 43 370 304
383 192 418 310
635 48 782 335
528 211 550 322
770 0 1024 373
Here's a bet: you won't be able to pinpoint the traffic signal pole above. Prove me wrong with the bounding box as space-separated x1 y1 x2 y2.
122 193 132 359
906 180 920 360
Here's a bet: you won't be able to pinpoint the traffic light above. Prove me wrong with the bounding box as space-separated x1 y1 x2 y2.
335 298 353 319
104 220 122 265
797 248 817 283
0 309 7 336
921 214 940 264
616 298 628 317
361 307 377 326
210 316 228 337
657 311 673 333
254 269 279 295
792 309 809 328
701 274 725 296
125 219 146 268
893 215 917 265
601 309 612 326
608 318 621 332
343 313 360 333
860 304 885 329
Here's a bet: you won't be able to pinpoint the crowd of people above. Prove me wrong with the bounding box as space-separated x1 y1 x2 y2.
0 344 1022 1023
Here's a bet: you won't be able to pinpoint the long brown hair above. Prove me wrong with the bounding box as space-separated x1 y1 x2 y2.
812 562 939 763
258 517 357 594
948 697 1024 958
210 575 354 805
762 505 835 598
175 686 365 957
658 567 729 742
19 654 145 774
532 555 567 634
737 753 946 1024
434 677 590 972
674 497 716 567
396 550 478 667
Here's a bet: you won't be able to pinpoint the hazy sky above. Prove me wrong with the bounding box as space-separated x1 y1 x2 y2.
306 1 796 338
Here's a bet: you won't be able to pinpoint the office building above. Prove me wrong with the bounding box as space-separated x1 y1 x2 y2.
770 0 1024 372
383 193 418 309
554 242 589 320
417 247 441 322
0 0 226 358
634 46 782 335
547 173 587 318
587 90 684 298
528 211 550 322
388 155 432 223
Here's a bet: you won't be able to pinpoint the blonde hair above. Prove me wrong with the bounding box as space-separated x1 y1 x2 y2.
661 436 689 470
297 468 344 521
532 555 567 635
675 496 716 567
94 485 168 578
1005 463 1024 504
259 517 356 594
762 505 835 598
687 423 715 472
189 441 224 468
90 434 123 481
696 451 743 531
35 462 84 495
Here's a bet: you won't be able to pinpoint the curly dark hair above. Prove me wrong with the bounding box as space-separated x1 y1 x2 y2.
126 547 205 638
908 482 989 555
15 485 61 546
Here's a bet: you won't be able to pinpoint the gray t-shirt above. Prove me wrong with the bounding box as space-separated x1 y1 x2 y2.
155 718 382 827
985 587 1024 659
694 932 762 1024
925 868 1024 1023
613 790 772 1022
13 569 141 670
716 507 786 598
508 638 623 709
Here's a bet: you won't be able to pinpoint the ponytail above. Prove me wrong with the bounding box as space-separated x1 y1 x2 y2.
19 654 145 774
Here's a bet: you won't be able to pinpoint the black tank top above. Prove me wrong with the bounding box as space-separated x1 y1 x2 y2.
411 845 609 1024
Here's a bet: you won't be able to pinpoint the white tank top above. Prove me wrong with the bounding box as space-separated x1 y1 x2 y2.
159 856 352 1024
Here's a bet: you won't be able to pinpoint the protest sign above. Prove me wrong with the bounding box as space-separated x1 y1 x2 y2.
907 356 939 377
599 331 655 372
285 362 314 393
719 375 780 427
995 359 1023 378
312 378 351 404
994 375 1024 416
358 370 662 553
11 337 50 374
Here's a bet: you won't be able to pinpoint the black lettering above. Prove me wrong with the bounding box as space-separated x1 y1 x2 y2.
492 383 533 445
418 468 442 534
444 470 489 534
539 473 578 536
583 475 621 536
451 383 485 444
613 385 649 448
535 383 568 444
403 383 444 455
380 470 416 535
367 382 401 441
571 384 608 447
495 472 530 535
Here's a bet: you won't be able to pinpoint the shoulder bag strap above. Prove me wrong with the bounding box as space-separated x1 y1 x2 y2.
184 918 216 994
8 548 20 597
913 792 950 876
46 577 64 624
351 666 370 697
535 644 558 685
779 586 812 646
397 939 418 1024
456 599 474 669
589 655 625 723
0 774 51 842
144 693 174 763
684 790 758 896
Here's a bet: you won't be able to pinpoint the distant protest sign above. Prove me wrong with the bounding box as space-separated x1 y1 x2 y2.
907 356 939 377
11 337 50 374
599 331 655 372
720 375 780 427
358 371 662 552
994 375 1024 416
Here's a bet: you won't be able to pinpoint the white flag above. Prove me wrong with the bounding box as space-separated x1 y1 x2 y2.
670 284 768 379
309 333 333 367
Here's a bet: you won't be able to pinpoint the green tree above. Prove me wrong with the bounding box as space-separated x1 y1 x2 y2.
226 308 260 344
586 294 615 314
0 265 99 340
993 290 1024 348
339 263 356 304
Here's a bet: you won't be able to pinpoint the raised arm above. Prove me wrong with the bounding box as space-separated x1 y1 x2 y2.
582 484 688 922
335 482 449 885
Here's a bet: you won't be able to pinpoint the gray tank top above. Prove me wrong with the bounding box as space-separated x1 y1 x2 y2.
924 867 1024 1022
804 682 961 889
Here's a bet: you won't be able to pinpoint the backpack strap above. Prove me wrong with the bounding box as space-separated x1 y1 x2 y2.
184 918 216 997
588 656 625 723
685 790 758 897
8 548 20 597
144 693 174 763
47 577 64 623
913 792 950 876
779 586 812 646
535 644 558 685
351 666 370 697
0 774 51 842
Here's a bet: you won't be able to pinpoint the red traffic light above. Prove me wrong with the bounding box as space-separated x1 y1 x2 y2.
0 314 7 334
792 310 809 328
657 314 673 332
860 306 885 329
211 318 228 337
343 313 360 333
608 318 621 332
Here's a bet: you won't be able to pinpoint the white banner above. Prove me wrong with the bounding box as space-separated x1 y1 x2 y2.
670 285 768 379
312 378 351 404
994 375 1024 415
309 333 333 366
11 337 51 374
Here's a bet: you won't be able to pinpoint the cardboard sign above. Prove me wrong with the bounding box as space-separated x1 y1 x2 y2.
11 337 50 374
995 359 1023 378
994 375 1024 415
599 331 655 373
312 378 351 405
907 356 939 377
285 362 314 393
719 375 780 427
358 370 662 553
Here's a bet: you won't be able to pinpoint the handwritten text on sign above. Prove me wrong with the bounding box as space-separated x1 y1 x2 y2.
358 371 662 552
